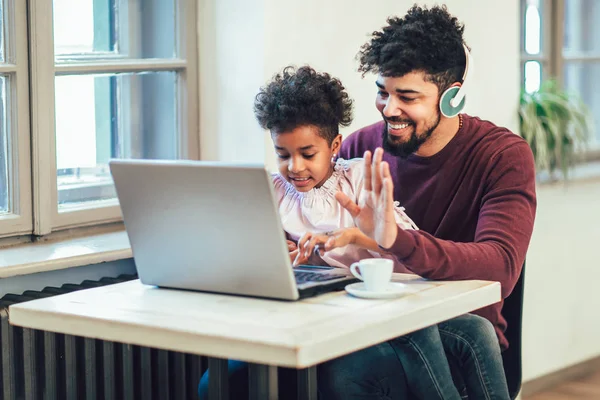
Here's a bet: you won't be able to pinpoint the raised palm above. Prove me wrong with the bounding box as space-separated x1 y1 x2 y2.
335 148 398 248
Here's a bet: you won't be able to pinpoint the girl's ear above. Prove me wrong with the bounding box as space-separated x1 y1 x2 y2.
331 134 343 154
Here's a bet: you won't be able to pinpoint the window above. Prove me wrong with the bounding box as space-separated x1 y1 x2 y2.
563 0 600 147
0 0 197 239
521 0 600 151
0 1 32 237
521 0 545 93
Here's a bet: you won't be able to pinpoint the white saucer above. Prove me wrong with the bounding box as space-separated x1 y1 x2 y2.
345 282 409 299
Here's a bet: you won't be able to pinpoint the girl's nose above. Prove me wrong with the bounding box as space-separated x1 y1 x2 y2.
288 157 304 173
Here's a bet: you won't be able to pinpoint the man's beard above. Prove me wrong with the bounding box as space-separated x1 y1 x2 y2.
381 112 441 158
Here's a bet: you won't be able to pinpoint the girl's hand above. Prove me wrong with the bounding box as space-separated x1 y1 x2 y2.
290 248 309 265
287 240 302 264
293 228 359 266
286 240 298 252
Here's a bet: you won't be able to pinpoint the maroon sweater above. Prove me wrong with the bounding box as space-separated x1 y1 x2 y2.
339 115 537 349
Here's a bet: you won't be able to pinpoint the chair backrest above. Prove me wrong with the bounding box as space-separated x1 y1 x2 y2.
501 261 526 400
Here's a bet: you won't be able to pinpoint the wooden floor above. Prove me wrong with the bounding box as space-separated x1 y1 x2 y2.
524 369 600 400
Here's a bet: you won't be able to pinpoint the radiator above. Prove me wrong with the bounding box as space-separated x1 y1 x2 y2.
0 274 206 400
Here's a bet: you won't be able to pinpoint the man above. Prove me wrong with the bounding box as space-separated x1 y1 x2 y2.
199 4 536 399
328 3 536 399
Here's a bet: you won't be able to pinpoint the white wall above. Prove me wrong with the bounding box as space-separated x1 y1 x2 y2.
198 0 267 164
0 259 136 298
522 178 600 381
198 0 521 170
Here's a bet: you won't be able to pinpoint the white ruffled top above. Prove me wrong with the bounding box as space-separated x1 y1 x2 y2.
271 158 417 270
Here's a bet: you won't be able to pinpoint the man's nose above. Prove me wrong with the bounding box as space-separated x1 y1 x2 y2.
383 97 402 119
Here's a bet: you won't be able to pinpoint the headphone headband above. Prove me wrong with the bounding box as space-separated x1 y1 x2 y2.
449 44 472 108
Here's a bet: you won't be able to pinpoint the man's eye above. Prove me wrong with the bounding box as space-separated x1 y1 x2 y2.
401 97 417 103
377 90 389 97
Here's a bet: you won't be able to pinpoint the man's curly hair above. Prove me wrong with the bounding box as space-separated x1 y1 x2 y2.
254 66 353 144
358 4 467 94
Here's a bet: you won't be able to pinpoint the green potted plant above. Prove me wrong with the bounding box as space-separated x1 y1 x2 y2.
518 79 593 180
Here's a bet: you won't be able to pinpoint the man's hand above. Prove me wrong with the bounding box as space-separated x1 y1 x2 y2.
335 148 398 248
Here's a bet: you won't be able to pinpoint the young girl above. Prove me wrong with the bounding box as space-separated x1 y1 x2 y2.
270 125 418 270
253 65 511 400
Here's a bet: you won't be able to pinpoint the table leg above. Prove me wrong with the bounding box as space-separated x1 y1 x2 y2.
208 357 229 400
249 363 278 400
297 366 318 400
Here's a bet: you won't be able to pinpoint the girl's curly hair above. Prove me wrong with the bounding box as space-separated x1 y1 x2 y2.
254 66 354 144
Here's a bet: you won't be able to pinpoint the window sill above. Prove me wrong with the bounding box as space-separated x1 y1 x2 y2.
0 230 132 279
536 161 600 186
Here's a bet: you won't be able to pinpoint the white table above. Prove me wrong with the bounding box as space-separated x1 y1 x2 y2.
9 274 500 399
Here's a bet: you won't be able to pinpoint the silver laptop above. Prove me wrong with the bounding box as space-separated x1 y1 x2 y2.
109 159 357 300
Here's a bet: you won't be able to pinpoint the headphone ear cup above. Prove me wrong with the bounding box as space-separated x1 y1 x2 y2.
439 86 466 118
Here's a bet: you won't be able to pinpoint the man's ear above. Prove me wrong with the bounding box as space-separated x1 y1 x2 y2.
439 82 466 118
437 82 460 101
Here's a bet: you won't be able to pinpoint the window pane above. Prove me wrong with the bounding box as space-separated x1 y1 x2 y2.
524 0 542 55
564 62 600 143
53 0 114 55
0 77 7 214
564 0 600 53
53 0 176 60
524 61 541 94
55 71 178 208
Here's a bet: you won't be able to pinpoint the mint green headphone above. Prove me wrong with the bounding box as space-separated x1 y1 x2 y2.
439 44 473 118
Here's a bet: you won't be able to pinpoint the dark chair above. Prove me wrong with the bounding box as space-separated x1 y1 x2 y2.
501 261 526 400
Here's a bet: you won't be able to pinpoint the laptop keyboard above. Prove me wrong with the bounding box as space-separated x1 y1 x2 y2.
294 270 343 284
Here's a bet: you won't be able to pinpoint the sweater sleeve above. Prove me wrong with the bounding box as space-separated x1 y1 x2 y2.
383 142 537 299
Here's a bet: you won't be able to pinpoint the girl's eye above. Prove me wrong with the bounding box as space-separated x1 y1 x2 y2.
401 97 417 103
277 154 290 159
303 154 316 159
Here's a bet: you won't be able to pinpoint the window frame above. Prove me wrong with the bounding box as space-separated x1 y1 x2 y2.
28 0 198 235
0 0 32 238
521 0 600 161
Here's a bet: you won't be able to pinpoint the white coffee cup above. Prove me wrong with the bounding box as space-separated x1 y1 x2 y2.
349 259 393 292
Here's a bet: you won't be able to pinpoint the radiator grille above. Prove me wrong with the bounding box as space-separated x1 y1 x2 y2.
0 274 206 400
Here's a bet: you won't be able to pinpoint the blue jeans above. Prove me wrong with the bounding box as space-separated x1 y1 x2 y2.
198 314 510 399
437 314 510 400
